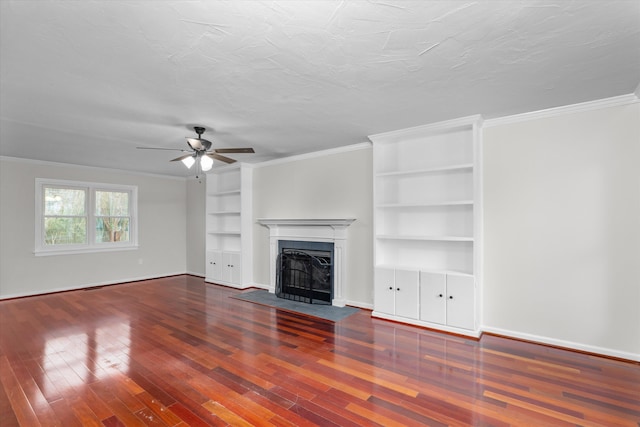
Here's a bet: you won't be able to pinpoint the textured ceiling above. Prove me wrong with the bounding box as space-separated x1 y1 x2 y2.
1 0 639 176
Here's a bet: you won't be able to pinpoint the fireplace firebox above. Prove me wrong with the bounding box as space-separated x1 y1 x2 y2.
276 240 334 305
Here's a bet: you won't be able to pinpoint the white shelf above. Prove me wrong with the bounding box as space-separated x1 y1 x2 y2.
207 190 240 197
376 200 473 208
375 163 473 178
377 235 473 242
208 211 241 215
208 231 241 236
375 264 474 277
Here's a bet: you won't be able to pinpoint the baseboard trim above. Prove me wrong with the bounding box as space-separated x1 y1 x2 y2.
185 271 205 278
249 282 274 292
344 300 373 310
247 282 271 291
0 272 186 300
481 326 640 363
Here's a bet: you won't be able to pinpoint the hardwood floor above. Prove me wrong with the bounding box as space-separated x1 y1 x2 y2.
1 275 638 426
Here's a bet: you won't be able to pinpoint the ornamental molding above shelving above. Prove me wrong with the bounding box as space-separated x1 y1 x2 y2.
257 218 356 229
368 115 482 144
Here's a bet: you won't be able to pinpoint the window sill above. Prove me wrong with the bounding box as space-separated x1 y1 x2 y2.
34 245 139 257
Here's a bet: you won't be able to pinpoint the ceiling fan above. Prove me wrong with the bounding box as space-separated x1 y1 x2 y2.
137 126 254 172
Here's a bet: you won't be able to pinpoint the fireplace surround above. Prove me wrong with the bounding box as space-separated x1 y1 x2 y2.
257 218 355 307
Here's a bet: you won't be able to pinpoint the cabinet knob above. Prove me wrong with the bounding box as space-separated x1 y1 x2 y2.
438 294 443 298
388 286 393 290
396 288 400 291
449 296 453 299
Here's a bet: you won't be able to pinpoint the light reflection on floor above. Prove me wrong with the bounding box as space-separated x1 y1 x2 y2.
42 321 131 395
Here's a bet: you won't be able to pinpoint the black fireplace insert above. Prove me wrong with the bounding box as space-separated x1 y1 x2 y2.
276 241 333 305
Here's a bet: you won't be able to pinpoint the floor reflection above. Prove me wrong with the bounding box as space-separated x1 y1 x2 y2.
42 321 131 395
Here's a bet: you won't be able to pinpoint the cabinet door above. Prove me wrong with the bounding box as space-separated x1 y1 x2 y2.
446 275 475 330
420 272 446 325
224 252 242 284
374 268 395 315
206 251 223 282
394 269 419 319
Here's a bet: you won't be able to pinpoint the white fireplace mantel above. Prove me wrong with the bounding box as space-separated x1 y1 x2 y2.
257 218 355 307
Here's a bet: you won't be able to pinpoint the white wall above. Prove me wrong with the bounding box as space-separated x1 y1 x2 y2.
186 177 206 276
252 146 374 307
0 158 188 298
482 102 640 359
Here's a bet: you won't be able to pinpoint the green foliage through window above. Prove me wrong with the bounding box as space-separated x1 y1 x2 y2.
44 217 87 245
37 180 137 252
95 191 130 243
43 186 87 246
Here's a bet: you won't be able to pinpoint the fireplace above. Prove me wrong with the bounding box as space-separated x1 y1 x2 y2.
276 240 334 304
257 218 355 307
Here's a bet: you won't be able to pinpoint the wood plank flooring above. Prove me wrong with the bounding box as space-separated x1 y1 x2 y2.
1 275 638 426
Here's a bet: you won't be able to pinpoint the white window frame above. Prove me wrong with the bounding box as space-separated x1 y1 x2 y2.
35 178 138 256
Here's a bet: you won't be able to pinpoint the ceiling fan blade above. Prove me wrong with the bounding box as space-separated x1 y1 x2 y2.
170 154 194 162
213 148 255 154
207 153 236 164
137 146 187 152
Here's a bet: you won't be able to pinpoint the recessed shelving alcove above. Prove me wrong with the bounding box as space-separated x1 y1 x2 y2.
369 115 483 337
205 163 253 288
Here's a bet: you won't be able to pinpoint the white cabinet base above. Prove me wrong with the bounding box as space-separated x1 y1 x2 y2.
371 310 481 338
205 250 246 289
372 268 478 338
373 267 419 320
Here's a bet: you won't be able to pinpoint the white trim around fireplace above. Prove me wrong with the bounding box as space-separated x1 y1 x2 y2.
257 218 356 307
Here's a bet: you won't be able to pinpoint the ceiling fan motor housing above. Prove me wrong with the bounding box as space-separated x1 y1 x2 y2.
188 126 212 151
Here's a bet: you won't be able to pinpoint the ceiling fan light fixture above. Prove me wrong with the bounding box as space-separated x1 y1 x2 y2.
201 155 213 171
181 155 196 169
137 125 253 175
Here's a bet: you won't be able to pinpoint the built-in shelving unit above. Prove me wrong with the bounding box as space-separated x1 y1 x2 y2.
205 163 253 288
369 115 482 337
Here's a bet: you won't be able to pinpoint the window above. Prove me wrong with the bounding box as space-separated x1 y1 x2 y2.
35 179 138 255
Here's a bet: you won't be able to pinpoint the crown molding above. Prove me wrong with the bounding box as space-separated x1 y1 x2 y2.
254 142 371 168
0 156 187 181
484 93 639 128
368 115 482 144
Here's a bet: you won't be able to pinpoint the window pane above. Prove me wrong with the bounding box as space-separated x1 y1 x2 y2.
96 217 130 243
44 188 85 215
96 191 129 216
44 217 87 245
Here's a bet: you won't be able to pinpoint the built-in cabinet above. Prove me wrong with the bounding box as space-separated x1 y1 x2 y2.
374 268 419 320
369 116 482 337
206 250 241 285
420 272 475 330
205 163 253 288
